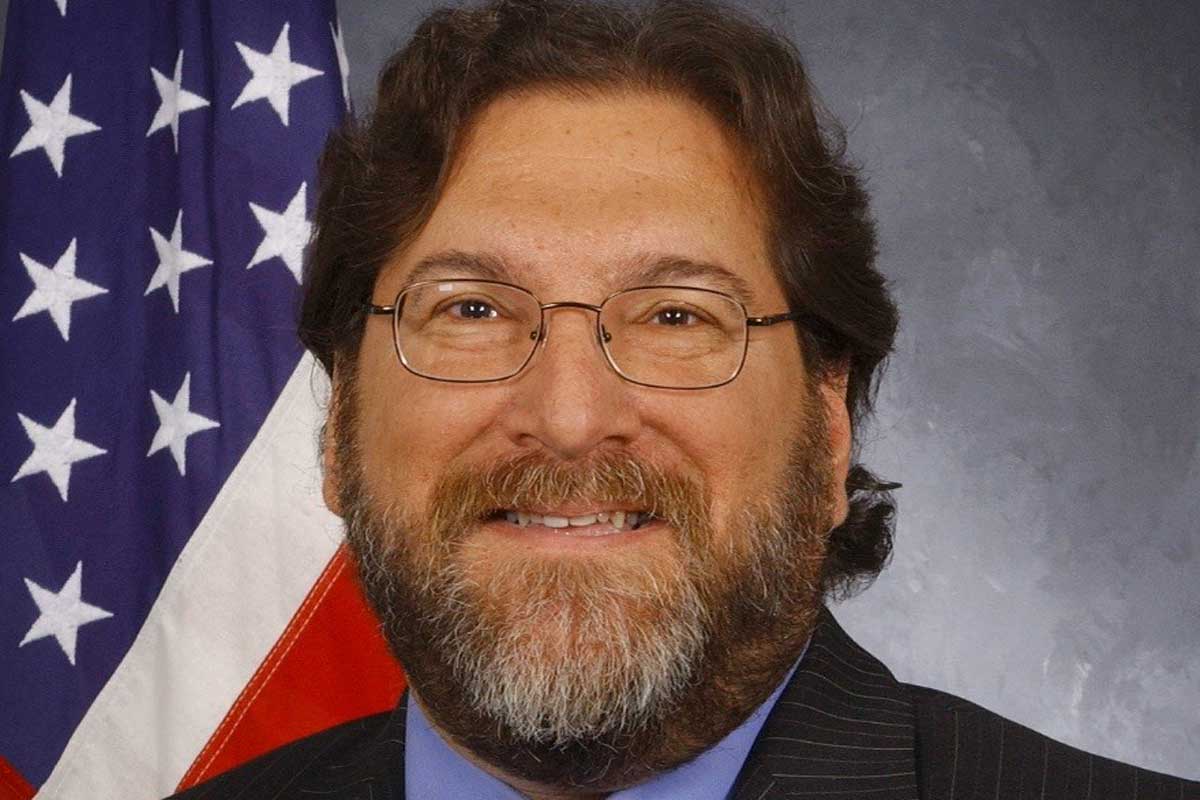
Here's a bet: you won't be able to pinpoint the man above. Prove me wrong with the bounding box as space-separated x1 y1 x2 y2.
173 0 1199 797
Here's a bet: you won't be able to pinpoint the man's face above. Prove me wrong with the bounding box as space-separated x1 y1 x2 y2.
326 89 852 786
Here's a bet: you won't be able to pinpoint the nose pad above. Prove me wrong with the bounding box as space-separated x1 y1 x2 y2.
531 314 608 347
525 306 615 381
504 313 640 458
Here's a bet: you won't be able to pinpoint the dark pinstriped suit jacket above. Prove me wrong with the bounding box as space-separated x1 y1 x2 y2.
170 609 1199 799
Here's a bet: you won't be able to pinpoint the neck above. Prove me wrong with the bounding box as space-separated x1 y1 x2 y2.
411 690 610 799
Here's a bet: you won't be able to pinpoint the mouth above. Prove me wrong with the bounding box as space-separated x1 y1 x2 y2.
486 508 658 537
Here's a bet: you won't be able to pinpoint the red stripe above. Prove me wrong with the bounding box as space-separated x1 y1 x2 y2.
176 545 405 790
0 756 34 800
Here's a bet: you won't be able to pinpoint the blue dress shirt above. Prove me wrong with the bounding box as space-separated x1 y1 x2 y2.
406 642 806 799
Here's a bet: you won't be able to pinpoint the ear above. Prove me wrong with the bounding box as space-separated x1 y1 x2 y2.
817 365 852 528
321 368 346 518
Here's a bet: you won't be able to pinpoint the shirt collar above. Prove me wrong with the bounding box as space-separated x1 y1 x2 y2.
405 640 807 799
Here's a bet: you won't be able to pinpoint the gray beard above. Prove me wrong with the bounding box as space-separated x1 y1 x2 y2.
349 501 712 746
334 387 835 790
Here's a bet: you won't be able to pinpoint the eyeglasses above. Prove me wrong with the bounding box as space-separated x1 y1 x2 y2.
366 279 805 390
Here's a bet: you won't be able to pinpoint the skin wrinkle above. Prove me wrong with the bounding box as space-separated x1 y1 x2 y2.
459 89 754 188
477 152 700 184
440 92 770 268
327 90 853 797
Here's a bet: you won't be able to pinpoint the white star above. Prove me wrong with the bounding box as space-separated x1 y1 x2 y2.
145 210 212 313
147 373 220 476
10 75 101 177
232 22 324 126
331 19 351 111
13 239 107 342
53 0 68 15
21 562 113 666
12 399 107 502
147 50 210 152
247 182 310 282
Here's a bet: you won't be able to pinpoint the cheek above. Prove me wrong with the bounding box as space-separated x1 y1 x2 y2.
354 341 501 502
652 372 801 527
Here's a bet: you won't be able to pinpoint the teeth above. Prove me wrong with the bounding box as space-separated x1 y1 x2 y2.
501 509 649 532
564 527 620 537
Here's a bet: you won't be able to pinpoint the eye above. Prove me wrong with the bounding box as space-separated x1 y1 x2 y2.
446 298 499 320
652 309 700 328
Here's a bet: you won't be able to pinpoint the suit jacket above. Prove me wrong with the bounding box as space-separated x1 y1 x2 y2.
170 609 1199 799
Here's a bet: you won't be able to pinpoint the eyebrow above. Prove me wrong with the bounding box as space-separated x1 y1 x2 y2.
403 250 758 306
404 250 511 284
624 255 757 306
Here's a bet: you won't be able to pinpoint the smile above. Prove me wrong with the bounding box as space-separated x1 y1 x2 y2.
496 509 655 534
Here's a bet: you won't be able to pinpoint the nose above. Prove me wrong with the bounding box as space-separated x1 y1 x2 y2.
500 305 642 460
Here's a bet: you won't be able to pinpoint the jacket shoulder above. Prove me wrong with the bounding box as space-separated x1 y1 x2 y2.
166 710 397 800
907 684 1200 799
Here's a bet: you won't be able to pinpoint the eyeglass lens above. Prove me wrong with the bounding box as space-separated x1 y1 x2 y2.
392 280 748 388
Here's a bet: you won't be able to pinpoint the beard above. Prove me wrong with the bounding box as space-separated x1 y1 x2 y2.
333 375 838 792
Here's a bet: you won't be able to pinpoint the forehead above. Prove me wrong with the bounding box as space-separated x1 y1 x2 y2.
380 89 779 305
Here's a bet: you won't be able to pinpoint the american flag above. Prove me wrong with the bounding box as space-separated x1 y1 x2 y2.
0 2 403 797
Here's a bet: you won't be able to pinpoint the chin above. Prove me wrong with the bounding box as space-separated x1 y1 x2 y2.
435 531 707 737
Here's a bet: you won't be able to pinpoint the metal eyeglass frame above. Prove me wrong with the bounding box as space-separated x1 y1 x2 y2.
365 278 808 390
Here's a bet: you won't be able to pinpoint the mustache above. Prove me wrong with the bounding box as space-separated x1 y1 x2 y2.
425 451 710 539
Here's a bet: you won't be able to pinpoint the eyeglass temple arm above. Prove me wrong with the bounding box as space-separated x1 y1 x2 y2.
366 304 395 315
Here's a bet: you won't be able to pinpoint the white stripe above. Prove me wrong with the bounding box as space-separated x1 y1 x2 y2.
37 356 342 799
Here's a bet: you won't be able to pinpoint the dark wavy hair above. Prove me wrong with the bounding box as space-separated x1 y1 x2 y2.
299 0 900 599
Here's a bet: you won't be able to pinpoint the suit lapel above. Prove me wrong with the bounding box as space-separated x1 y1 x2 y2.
732 608 920 799
300 693 408 799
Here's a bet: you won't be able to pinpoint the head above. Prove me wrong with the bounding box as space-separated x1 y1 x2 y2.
302 0 898 792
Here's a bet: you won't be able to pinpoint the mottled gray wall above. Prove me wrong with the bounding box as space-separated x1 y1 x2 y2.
784 1 1200 780
776 1 1199 780
334 0 1199 778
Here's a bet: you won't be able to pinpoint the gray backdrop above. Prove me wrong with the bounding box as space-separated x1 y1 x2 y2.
4 0 1195 781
